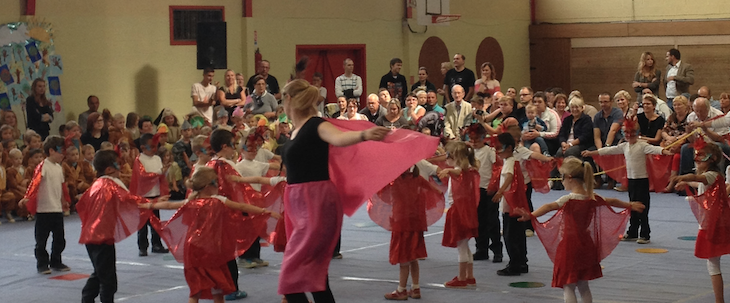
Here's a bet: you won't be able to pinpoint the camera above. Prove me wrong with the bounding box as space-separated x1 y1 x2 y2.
475 109 484 115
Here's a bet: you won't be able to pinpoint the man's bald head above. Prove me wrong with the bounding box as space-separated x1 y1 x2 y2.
698 86 711 99
693 97 711 118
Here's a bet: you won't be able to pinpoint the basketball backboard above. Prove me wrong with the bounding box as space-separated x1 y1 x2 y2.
414 0 459 26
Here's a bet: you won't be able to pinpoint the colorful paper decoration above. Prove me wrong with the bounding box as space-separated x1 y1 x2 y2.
0 93 9 110
48 55 62 76
47 76 60 95
25 41 41 62
0 46 12 65
0 64 12 84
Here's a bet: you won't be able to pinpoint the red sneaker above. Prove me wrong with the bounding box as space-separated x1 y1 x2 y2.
444 276 468 288
384 289 408 300
466 278 476 286
409 288 421 299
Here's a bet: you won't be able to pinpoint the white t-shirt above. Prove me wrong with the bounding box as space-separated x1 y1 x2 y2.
554 193 590 207
138 153 163 197
512 146 533 184
317 87 327 116
474 145 496 189
415 159 439 181
235 159 270 191
701 170 721 195
36 158 65 213
255 148 275 163
499 157 516 213
99 176 129 191
191 82 217 124
597 141 664 179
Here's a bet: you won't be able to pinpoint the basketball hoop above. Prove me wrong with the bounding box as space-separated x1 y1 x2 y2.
432 14 461 23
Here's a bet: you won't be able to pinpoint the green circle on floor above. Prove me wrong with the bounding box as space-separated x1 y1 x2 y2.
163 255 175 261
678 236 697 241
636 248 668 254
509 282 545 288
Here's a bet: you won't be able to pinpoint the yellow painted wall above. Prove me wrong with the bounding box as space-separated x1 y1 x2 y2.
537 0 730 23
1 0 530 128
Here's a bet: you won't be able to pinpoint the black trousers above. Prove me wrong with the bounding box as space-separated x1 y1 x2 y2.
137 209 162 250
333 236 341 257
82 244 117 303
525 182 534 231
503 212 527 268
241 237 261 259
475 188 502 257
35 212 65 269
284 276 335 303
227 259 240 292
626 178 651 239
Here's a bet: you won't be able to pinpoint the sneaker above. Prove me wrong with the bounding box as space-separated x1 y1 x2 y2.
466 278 476 286
238 259 257 269
444 276 468 288
5 212 15 223
51 263 71 271
151 246 169 254
332 253 343 259
384 289 408 300
525 229 535 237
408 288 421 299
496 266 522 276
37 266 51 274
139 250 148 257
637 238 651 244
253 258 269 267
621 234 638 241
26 214 34 221
614 186 628 192
224 290 248 301
473 250 488 261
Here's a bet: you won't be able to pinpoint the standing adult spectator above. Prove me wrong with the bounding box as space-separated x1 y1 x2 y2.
217 70 244 120
411 67 437 94
556 98 595 158
26 78 54 140
235 73 246 93
633 52 662 102
359 94 387 123
443 54 476 103
191 67 217 125
437 61 454 100
443 85 472 140
334 58 363 99
698 86 721 111
246 60 281 100
523 92 561 154
665 48 694 104
424 90 445 114
312 72 327 116
379 58 408 106
637 94 665 146
80 112 109 151
78 95 99 133
250 75 279 120
475 62 501 96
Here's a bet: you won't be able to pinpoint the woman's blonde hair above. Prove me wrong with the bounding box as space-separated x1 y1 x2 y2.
282 79 319 117
559 157 594 199
185 166 218 200
441 61 453 70
672 95 689 110
637 52 657 79
613 90 632 103
387 100 402 115
444 141 479 170
568 97 585 109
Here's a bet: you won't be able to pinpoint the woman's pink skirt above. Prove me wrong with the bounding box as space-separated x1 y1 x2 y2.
278 180 342 295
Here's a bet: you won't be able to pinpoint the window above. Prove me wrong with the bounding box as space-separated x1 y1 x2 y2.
169 6 225 45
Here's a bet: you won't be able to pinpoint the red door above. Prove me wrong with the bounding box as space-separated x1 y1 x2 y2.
296 44 367 107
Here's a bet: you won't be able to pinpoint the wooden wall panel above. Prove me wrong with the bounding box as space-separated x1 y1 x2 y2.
530 38 571 94
571 45 730 108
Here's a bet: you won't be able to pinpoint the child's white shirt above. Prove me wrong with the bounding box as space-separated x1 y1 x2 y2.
555 193 590 207
36 158 65 213
138 153 163 197
474 145 496 189
597 141 664 179
499 157 516 213
512 146 532 184
235 159 270 191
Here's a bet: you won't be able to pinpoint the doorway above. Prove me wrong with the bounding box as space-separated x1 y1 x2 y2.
295 44 367 106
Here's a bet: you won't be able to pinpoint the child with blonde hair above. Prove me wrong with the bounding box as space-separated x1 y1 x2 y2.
516 157 644 303
439 141 481 288
6 148 26 221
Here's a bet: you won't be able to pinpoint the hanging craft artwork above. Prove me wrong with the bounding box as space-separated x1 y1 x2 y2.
0 18 63 132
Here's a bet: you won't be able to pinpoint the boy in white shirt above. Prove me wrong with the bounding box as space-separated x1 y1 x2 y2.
132 133 170 256
20 135 71 274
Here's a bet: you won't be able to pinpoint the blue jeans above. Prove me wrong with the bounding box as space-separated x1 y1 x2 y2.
524 137 548 154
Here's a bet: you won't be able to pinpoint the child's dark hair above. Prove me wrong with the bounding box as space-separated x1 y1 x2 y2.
701 143 723 173
210 129 234 153
497 132 515 151
93 150 119 177
42 135 65 155
139 133 153 149
401 165 420 179
2 139 14 149
24 148 43 166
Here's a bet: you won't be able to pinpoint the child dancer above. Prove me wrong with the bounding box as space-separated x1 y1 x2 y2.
19 136 71 274
78 150 161 303
439 141 480 288
515 157 644 303
143 167 281 303
131 133 169 256
582 118 672 244
674 141 730 303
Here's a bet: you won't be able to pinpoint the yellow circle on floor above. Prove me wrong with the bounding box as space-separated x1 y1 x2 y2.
636 248 668 254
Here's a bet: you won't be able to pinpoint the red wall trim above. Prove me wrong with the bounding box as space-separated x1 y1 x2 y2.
24 0 36 15
169 6 226 46
243 0 253 17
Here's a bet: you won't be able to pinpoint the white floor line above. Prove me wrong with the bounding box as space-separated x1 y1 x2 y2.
341 231 443 253
340 276 445 288
116 285 187 301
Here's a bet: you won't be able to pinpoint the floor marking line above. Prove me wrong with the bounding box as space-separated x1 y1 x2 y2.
340 276 445 288
116 285 187 301
341 231 443 253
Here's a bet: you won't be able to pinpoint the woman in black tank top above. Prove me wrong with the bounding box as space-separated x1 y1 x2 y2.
279 79 388 303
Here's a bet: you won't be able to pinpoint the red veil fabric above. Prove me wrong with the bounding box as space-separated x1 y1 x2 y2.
367 174 444 264
504 161 529 216
130 157 170 197
150 197 270 267
525 159 556 194
206 159 270 208
327 119 440 216
687 178 730 259
487 157 503 194
531 196 630 288
592 154 673 192
442 169 480 247
77 178 153 244
23 161 71 215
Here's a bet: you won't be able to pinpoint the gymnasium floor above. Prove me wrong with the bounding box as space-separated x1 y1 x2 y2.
0 188 722 302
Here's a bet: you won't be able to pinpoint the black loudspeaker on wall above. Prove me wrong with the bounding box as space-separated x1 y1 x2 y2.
197 22 227 70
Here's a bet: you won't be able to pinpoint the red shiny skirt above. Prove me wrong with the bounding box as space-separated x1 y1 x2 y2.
389 231 427 265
